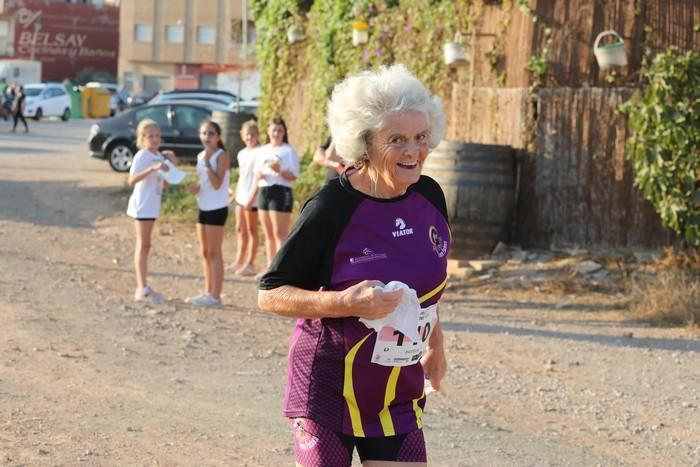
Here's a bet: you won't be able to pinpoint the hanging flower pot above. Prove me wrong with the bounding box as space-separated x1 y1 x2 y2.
593 30 627 70
352 21 369 46
444 32 468 67
287 25 305 44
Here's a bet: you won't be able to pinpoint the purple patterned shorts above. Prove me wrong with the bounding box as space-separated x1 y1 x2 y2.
291 417 427 466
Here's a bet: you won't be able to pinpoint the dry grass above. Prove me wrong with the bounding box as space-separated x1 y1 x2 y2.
627 269 700 327
533 277 608 295
657 246 700 272
448 248 700 327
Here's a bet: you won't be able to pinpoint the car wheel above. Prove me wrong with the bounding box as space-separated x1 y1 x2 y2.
61 108 70 121
107 142 135 172
34 108 43 121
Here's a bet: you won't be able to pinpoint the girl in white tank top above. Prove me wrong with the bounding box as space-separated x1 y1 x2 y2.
185 120 231 307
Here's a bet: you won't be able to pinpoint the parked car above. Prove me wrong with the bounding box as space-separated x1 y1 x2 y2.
22 83 72 121
85 82 128 116
160 88 237 100
149 92 232 107
150 92 259 114
88 101 229 172
125 90 156 108
229 99 260 115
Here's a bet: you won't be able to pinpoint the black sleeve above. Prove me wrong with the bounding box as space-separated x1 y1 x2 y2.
320 136 332 150
415 175 450 226
259 190 335 291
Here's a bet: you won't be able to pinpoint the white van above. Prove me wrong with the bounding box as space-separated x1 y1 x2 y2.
0 60 42 86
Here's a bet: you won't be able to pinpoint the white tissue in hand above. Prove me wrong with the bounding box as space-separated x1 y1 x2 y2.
359 281 421 342
160 160 187 184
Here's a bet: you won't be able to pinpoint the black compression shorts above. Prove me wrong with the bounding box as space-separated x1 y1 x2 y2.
197 206 229 226
257 185 293 213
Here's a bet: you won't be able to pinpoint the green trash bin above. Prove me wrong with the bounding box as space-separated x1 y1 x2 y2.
62 80 82 119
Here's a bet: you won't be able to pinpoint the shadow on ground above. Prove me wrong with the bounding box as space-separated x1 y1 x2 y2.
0 179 127 228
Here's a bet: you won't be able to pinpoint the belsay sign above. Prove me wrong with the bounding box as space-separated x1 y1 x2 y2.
4 0 118 81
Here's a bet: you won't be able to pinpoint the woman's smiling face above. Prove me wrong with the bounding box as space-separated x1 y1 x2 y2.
367 110 430 197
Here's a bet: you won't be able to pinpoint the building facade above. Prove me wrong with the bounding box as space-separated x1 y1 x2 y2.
0 0 119 81
119 0 257 97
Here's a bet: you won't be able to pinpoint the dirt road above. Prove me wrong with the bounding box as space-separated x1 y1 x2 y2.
0 121 698 466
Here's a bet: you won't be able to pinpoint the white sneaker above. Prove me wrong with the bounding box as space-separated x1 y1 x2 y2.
134 286 164 304
185 292 208 304
236 264 257 276
225 262 242 272
187 293 222 307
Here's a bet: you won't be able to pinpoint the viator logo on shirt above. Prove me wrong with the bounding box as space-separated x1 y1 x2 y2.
392 217 414 238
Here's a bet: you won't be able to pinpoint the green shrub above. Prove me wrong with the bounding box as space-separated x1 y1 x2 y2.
159 161 324 225
293 152 325 214
621 48 700 246
160 168 240 223
160 182 199 223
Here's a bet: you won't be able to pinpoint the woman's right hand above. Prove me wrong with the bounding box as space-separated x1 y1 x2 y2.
336 280 402 320
266 159 281 173
187 184 200 194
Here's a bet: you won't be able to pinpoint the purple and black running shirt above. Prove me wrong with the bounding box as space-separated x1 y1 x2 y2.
259 171 450 438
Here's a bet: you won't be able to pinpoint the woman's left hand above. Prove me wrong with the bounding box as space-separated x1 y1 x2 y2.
421 323 447 391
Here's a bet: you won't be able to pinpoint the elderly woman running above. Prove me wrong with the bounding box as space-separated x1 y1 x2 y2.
258 64 450 466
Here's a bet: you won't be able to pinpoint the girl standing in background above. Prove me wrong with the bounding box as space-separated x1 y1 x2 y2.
228 119 261 277
126 119 178 304
186 120 231 307
254 117 299 279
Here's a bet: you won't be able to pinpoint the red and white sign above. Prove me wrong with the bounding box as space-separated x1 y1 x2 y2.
4 0 119 81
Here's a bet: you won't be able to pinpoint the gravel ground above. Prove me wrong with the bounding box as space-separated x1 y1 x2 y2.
0 120 698 466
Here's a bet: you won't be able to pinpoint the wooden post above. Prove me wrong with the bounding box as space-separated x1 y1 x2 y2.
465 26 478 138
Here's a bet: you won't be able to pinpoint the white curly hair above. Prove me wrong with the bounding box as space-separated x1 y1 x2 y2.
327 64 445 166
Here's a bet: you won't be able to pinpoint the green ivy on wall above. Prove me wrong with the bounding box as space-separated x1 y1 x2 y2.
620 48 700 246
250 0 308 127
251 0 482 144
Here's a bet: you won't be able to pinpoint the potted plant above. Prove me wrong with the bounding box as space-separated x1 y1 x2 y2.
287 24 305 44
593 30 627 70
352 21 369 46
444 32 468 67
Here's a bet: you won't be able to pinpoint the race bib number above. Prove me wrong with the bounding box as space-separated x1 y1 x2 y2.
370 304 438 367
